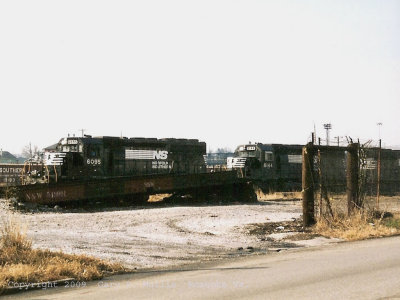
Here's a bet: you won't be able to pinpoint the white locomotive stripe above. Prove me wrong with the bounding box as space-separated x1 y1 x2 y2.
227 157 246 169
45 152 66 166
126 150 154 159
125 149 169 160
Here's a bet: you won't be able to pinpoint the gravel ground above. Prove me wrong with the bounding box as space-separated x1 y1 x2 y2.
0 198 338 270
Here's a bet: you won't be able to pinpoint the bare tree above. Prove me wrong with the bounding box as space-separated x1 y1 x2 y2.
216 147 233 153
21 143 40 159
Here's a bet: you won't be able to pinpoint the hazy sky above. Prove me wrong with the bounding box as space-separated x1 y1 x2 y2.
1 0 399 153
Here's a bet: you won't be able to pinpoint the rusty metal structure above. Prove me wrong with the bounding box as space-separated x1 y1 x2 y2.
302 143 358 226
16 170 249 205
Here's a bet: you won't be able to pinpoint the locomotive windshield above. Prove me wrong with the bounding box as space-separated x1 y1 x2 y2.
60 138 83 153
61 145 81 152
236 145 257 158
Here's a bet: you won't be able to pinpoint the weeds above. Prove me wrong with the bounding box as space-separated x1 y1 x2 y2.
148 193 173 202
0 217 31 250
255 189 301 201
382 217 400 230
1 186 17 200
313 210 400 241
0 216 126 293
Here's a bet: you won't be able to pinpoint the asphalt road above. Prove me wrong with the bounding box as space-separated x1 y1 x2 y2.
5 236 400 300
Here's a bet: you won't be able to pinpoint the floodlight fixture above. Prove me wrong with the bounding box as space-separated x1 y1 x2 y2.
323 123 332 146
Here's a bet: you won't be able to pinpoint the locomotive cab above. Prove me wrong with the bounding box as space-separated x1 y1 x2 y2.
44 137 104 181
228 142 304 191
228 144 263 170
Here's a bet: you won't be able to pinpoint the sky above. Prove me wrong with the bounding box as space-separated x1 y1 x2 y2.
0 0 399 154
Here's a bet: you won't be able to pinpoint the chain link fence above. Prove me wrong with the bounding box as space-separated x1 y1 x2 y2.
309 142 400 220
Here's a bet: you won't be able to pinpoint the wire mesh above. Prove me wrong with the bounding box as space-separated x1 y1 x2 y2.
313 147 348 217
312 143 400 217
359 145 400 212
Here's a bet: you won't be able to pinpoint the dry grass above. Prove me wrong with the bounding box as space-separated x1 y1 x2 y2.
148 193 173 202
313 211 400 241
0 217 126 293
256 189 301 201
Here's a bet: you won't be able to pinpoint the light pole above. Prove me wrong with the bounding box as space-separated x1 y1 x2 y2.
323 123 332 146
377 122 382 142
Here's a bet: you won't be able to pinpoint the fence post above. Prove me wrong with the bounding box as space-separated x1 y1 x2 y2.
347 143 359 215
302 143 315 227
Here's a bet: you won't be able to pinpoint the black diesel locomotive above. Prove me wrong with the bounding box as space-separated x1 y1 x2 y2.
227 143 304 191
227 142 400 193
12 135 254 205
43 136 207 182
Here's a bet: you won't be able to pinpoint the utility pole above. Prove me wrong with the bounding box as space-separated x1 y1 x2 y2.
79 129 86 137
377 122 383 141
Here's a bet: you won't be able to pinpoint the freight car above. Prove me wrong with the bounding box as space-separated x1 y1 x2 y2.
39 135 207 182
0 163 44 187
0 164 25 186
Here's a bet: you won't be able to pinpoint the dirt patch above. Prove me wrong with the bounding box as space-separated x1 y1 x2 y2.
246 218 304 235
245 218 323 246
284 232 321 241
0 198 337 271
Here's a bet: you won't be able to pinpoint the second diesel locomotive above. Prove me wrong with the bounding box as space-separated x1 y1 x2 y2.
227 142 400 194
227 143 304 191
40 135 207 182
